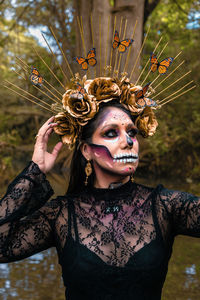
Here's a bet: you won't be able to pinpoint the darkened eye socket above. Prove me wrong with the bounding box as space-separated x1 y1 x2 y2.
104 129 118 138
128 128 138 137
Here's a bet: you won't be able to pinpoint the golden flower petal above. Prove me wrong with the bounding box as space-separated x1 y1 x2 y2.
87 77 121 101
135 107 158 137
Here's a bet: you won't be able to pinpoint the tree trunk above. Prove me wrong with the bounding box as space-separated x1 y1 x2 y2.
112 0 145 82
74 0 145 81
74 0 112 78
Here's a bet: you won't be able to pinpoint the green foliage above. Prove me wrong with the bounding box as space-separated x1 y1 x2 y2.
138 0 200 182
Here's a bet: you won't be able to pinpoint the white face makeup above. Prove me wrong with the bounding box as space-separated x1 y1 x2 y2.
88 107 139 177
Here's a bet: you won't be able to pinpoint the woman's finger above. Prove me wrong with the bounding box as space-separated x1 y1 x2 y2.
36 122 57 143
51 142 63 159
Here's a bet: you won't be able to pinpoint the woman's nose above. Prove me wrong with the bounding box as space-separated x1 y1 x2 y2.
120 134 133 148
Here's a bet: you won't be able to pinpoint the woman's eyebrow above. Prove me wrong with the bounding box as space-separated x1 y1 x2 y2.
101 124 118 130
126 123 137 130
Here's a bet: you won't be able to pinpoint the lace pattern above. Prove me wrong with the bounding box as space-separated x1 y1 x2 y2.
0 162 200 269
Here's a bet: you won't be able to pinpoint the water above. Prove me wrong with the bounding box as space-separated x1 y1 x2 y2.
0 180 200 299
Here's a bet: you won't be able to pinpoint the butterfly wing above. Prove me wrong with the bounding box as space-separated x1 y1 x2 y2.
87 48 97 67
142 82 151 95
158 57 174 75
136 98 146 108
144 97 157 108
31 67 40 76
30 67 43 86
135 89 144 100
77 83 86 94
118 39 134 53
112 31 120 49
74 56 88 70
150 53 158 73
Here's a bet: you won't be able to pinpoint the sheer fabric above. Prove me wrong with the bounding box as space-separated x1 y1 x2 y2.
0 161 200 299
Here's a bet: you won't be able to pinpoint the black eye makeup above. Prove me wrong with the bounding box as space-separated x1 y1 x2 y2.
127 128 139 138
103 129 118 138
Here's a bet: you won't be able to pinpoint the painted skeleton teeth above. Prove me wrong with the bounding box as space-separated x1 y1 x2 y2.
113 157 138 163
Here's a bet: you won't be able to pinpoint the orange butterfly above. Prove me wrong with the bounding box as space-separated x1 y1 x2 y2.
70 83 86 100
77 82 86 94
30 67 43 86
112 31 133 53
74 48 97 70
135 82 157 108
150 53 174 75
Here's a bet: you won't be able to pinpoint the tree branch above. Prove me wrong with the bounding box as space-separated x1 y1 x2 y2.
144 0 161 25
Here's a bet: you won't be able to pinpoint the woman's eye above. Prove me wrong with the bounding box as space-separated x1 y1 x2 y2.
128 129 138 137
104 129 118 138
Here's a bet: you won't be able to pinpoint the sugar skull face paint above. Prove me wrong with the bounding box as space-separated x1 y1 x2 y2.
87 107 139 177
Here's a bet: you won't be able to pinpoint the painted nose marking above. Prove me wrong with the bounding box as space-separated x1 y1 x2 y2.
126 135 133 147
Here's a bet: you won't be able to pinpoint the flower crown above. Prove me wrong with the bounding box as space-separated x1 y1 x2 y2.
3 19 196 149
53 75 158 147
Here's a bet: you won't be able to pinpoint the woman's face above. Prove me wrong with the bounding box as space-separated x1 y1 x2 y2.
85 107 139 177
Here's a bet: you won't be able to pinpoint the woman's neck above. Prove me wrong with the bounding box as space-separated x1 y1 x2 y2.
93 163 130 189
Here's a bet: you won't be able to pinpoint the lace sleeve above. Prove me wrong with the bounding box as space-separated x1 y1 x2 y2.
0 161 53 225
0 197 61 263
0 161 56 263
159 186 200 237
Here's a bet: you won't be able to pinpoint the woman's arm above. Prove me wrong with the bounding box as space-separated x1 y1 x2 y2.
159 187 200 237
0 197 61 263
0 116 63 263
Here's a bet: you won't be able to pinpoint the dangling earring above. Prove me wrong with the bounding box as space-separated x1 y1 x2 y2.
84 160 92 186
130 173 134 183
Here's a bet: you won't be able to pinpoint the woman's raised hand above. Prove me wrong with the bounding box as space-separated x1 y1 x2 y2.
32 116 63 173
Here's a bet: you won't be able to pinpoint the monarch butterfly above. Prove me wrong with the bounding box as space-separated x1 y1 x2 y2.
70 83 86 100
77 82 86 94
30 67 43 86
112 30 134 53
135 82 157 108
150 53 174 75
74 48 97 70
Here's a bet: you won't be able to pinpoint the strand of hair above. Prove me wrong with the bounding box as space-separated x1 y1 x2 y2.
33 47 66 90
80 16 90 78
135 36 163 85
113 16 123 77
104 15 111 76
152 59 185 90
50 26 74 78
123 19 137 74
99 14 102 76
43 79 63 97
152 70 191 99
4 79 54 108
41 33 69 83
3 84 54 113
13 69 26 80
90 13 97 78
77 16 86 57
158 80 194 104
108 15 117 76
117 18 128 74
159 85 196 107
130 25 150 81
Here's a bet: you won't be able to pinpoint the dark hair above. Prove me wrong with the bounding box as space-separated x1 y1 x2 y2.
66 101 136 194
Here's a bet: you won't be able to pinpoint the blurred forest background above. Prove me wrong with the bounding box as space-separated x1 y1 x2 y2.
0 0 199 194
0 1 200 299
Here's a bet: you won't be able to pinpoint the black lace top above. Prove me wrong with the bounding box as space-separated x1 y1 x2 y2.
0 161 200 300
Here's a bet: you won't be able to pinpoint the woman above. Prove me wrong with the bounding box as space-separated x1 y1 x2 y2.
0 77 199 300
